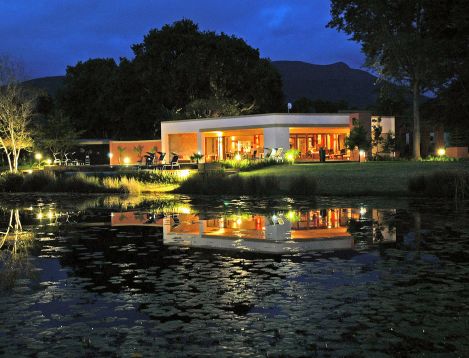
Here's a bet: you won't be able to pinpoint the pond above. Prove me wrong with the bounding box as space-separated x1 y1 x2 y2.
0 194 468 356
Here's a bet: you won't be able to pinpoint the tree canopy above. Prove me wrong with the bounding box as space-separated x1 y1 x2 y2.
328 0 468 159
58 19 283 139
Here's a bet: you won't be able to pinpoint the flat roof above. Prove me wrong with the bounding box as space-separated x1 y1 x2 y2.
161 112 350 124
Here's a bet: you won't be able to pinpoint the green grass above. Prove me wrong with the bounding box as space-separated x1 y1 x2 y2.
240 161 469 196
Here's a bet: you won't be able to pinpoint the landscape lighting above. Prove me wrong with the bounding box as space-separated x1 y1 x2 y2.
234 153 242 161
437 148 446 156
123 156 131 164
34 153 42 160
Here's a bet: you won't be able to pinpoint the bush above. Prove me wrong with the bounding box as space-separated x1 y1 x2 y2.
288 175 317 196
221 158 280 171
421 155 458 162
131 170 182 184
103 176 142 195
408 170 469 200
58 173 104 193
21 171 56 191
0 173 24 192
177 172 307 196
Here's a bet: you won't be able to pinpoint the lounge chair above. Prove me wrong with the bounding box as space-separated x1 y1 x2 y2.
264 147 274 159
274 147 284 162
163 155 180 170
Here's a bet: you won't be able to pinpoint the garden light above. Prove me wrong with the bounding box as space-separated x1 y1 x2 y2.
34 153 42 160
178 169 191 179
108 152 113 158
234 153 242 161
123 156 131 164
437 148 446 156
286 153 294 162
46 159 52 165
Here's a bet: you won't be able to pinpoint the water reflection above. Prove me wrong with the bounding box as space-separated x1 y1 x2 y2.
0 195 468 356
0 209 36 290
110 207 396 254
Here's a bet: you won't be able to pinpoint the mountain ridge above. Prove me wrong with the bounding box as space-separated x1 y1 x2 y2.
23 60 382 108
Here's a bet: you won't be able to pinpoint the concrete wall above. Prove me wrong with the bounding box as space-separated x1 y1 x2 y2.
168 133 197 161
109 140 161 165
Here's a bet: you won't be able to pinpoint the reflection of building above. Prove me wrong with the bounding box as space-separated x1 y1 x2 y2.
109 207 396 254
162 209 358 254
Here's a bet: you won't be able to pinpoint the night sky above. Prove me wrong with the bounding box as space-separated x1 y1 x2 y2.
1 0 364 79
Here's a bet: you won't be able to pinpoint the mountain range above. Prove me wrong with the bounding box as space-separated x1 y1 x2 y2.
23 61 382 108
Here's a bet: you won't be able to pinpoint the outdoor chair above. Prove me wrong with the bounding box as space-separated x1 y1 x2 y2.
163 155 180 170
264 147 273 159
274 147 284 162
155 152 167 170
144 152 156 167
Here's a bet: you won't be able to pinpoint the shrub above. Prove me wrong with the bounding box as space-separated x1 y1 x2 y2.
0 173 24 192
221 158 280 171
421 155 458 162
131 170 182 184
288 175 317 196
103 176 143 195
408 170 469 200
58 173 104 193
21 171 56 191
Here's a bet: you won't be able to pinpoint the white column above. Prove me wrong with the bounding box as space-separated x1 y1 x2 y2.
263 127 290 156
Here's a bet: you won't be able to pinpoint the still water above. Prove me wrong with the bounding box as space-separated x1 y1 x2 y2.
0 194 468 356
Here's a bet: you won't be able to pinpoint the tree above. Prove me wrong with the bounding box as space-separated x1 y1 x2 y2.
58 58 119 138
371 117 383 158
57 19 284 139
328 1 462 159
0 56 34 173
34 110 81 163
345 119 371 162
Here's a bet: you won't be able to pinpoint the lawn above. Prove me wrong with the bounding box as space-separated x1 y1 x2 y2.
240 161 469 196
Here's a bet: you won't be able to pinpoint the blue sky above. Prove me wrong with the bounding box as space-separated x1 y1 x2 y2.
1 0 364 79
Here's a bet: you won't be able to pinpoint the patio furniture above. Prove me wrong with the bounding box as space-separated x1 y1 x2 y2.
274 147 284 162
264 148 274 159
163 154 180 170
144 152 156 167
251 150 257 159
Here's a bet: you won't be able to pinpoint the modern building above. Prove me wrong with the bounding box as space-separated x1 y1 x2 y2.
161 112 395 162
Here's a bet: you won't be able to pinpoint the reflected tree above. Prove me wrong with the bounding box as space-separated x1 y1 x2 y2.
0 209 35 290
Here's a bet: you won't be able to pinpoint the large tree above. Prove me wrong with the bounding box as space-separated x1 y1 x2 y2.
328 0 463 159
58 19 283 140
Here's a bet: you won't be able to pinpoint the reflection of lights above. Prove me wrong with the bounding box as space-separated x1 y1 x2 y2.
46 159 52 165
236 218 242 225
47 211 54 219
360 207 367 216
437 148 446 156
123 156 131 164
179 206 191 214
285 210 299 223
36 212 43 220
34 153 42 160
234 154 242 161
25 169 33 174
